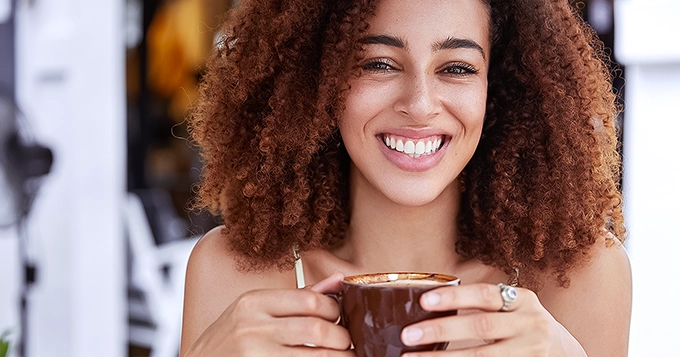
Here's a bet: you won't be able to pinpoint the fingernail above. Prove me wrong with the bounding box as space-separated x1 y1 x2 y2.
403 327 423 344
422 292 440 307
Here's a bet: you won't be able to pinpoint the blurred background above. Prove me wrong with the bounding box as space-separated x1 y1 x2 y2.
0 0 678 356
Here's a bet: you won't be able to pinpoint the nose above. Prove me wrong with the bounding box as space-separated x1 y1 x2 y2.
393 73 441 122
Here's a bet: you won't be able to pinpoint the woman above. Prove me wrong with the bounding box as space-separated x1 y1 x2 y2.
180 0 631 355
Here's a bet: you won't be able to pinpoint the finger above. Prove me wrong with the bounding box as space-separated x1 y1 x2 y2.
273 316 352 350
243 342 355 357
285 345 356 357
402 338 526 357
401 311 530 346
235 289 340 322
309 271 345 294
419 283 530 313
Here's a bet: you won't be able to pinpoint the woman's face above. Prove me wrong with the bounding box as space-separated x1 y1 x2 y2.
339 0 491 207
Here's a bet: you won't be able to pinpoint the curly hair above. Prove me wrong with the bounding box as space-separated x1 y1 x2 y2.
188 0 624 290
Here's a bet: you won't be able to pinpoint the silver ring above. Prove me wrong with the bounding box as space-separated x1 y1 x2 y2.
497 283 518 312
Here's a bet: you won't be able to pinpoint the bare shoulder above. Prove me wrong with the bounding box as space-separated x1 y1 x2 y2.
538 236 632 356
180 226 294 354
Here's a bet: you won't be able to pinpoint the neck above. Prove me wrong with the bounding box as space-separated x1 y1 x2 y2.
333 168 464 274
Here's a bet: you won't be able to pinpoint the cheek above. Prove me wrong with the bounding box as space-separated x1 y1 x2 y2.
338 108 358 138
343 85 379 118
338 107 363 151
339 86 378 137
458 87 487 128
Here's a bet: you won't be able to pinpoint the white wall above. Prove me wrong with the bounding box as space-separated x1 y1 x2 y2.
0 0 127 356
615 1 680 356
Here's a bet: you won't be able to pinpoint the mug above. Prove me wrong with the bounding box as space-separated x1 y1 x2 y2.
331 272 460 357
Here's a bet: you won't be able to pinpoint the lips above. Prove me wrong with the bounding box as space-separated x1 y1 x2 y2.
381 134 445 158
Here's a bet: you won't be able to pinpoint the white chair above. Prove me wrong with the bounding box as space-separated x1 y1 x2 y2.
125 191 198 357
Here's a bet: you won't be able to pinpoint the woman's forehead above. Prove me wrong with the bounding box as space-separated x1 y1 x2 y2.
362 0 492 56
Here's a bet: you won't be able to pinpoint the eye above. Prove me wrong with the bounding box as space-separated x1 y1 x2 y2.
440 62 479 76
362 58 396 73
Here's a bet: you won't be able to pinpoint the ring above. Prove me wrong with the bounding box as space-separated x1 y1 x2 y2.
497 283 518 312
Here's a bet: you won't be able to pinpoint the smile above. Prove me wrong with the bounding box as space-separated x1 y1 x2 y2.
381 134 445 158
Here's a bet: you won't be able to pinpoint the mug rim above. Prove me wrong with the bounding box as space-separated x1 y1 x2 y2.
342 272 460 286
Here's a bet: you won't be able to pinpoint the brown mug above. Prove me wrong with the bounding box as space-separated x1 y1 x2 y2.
330 272 460 357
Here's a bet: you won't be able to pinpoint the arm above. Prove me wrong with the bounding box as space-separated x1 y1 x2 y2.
179 227 353 357
180 227 238 354
398 236 631 356
539 237 632 356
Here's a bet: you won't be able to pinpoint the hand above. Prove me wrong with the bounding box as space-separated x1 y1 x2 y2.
183 273 353 357
399 283 587 357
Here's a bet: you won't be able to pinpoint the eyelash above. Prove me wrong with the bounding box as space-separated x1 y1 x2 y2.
362 59 395 72
361 59 479 76
441 62 479 76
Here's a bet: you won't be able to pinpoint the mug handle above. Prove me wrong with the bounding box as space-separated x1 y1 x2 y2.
325 292 345 326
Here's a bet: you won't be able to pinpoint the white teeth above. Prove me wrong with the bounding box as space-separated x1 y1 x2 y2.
415 141 425 155
383 134 444 157
404 141 415 154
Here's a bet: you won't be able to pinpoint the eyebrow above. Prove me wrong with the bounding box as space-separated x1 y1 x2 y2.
433 37 486 60
360 34 406 48
360 34 486 60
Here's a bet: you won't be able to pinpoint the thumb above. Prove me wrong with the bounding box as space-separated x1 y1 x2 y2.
309 271 345 293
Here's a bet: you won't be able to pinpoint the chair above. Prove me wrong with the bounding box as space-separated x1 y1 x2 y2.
125 190 198 357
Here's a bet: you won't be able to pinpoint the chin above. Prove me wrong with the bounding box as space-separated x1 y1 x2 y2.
381 183 451 208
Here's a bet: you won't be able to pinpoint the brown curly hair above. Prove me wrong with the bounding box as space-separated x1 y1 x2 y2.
188 0 624 290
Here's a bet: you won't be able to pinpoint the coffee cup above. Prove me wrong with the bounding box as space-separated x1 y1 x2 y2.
330 272 460 357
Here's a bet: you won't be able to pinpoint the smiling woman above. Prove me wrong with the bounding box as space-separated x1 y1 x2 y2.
181 0 630 356
339 0 489 207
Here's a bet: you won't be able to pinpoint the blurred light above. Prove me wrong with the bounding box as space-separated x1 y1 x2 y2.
0 0 10 24
589 0 613 33
125 0 142 49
